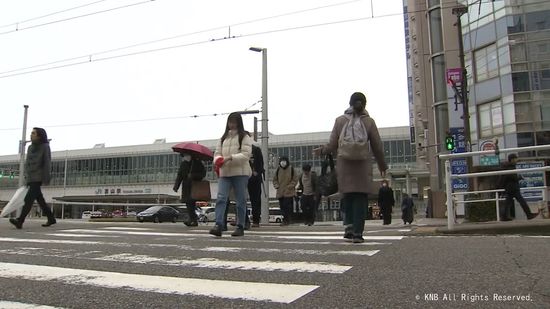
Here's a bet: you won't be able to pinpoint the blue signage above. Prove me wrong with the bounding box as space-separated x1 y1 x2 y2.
449 127 469 191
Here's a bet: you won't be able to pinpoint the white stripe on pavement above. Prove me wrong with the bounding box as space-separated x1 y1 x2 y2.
201 246 380 256
0 262 318 304
95 253 352 273
0 301 65 309
258 235 405 240
100 227 153 230
0 237 102 245
46 233 120 238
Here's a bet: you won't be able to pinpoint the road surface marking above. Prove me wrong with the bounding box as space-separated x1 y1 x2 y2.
0 262 318 303
96 253 351 273
258 235 404 240
0 237 102 245
46 233 120 238
0 301 66 309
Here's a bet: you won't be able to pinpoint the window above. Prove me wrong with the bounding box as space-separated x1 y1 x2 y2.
478 100 503 138
474 44 498 82
512 72 530 92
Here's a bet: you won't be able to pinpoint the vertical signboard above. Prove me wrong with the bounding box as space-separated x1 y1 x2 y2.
449 127 468 191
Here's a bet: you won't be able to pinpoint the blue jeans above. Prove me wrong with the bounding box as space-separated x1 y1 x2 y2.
215 176 249 227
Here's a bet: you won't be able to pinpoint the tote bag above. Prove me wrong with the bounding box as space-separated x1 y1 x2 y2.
191 180 211 201
318 155 338 196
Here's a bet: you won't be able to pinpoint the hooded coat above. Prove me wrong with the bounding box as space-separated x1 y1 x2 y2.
321 108 387 194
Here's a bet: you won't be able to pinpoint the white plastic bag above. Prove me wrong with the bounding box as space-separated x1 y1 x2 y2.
1 186 29 217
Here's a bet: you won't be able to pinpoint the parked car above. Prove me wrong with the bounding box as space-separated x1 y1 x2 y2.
269 208 283 223
90 211 105 219
136 206 180 223
81 211 92 219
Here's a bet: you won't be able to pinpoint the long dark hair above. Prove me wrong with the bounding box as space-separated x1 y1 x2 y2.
33 127 49 144
221 112 248 149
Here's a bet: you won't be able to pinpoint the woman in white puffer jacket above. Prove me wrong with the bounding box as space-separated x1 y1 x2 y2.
209 112 252 237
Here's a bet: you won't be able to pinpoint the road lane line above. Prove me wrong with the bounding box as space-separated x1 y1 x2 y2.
0 262 318 303
258 235 404 240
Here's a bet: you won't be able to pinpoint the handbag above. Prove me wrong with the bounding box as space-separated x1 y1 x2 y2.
191 180 211 201
1 186 29 217
318 154 338 196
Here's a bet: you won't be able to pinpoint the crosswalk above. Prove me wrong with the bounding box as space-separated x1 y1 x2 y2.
0 225 407 307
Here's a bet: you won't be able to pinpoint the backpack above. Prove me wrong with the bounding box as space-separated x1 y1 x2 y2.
337 115 369 160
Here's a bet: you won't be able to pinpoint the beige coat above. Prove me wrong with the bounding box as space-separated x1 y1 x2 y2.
214 133 252 177
273 167 298 198
322 110 387 194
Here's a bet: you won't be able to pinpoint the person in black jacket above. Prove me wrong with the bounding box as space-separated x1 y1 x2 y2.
173 154 206 226
9 127 56 229
500 153 539 221
377 180 395 225
248 144 264 227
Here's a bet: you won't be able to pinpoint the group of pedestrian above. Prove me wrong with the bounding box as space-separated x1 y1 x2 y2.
12 91 539 241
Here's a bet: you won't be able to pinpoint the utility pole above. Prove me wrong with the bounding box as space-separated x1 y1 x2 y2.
452 5 473 188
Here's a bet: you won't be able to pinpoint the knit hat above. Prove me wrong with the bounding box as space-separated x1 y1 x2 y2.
349 92 366 106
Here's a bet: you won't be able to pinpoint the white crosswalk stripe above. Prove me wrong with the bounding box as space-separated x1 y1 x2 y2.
0 226 407 305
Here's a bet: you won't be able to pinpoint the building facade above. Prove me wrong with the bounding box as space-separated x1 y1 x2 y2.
405 0 550 216
0 127 425 219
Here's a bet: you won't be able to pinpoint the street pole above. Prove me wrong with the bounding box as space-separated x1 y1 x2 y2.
250 47 269 224
18 105 29 187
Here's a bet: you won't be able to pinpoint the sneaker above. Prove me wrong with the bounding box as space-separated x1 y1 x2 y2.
209 225 222 237
184 221 198 227
231 226 244 237
9 218 22 229
527 212 539 220
352 236 365 243
42 219 57 227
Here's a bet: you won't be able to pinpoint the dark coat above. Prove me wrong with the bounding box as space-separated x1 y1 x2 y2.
25 142 51 185
249 145 265 183
297 171 319 196
174 158 206 200
500 161 521 193
378 186 395 211
401 196 414 223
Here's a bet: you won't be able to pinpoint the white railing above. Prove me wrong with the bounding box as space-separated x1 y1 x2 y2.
453 186 547 223
439 144 550 230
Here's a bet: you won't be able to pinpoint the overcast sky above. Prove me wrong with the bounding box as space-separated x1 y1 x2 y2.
0 0 409 156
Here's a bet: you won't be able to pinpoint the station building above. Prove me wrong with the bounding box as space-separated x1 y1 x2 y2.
0 126 428 220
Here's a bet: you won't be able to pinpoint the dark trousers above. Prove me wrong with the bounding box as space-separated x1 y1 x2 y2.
342 192 368 236
279 197 293 224
185 198 198 222
381 206 392 225
301 195 316 225
19 182 54 223
248 177 262 224
502 190 533 219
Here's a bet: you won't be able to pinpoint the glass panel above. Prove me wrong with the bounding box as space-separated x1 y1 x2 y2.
526 10 550 32
512 72 530 92
507 15 524 34
432 55 447 102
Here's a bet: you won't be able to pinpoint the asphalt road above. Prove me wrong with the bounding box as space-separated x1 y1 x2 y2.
0 219 548 309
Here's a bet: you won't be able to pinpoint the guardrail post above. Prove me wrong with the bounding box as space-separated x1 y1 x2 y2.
445 159 454 230
495 191 500 222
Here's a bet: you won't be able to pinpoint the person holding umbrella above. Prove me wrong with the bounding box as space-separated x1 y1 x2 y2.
173 153 207 226
9 127 56 229
209 112 252 237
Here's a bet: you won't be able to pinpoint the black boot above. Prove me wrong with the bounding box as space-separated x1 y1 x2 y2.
9 218 22 229
42 218 57 227
209 224 222 237
231 225 244 237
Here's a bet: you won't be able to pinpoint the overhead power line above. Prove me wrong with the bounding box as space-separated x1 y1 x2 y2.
0 0 157 35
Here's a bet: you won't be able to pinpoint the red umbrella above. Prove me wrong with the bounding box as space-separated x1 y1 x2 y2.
172 142 214 161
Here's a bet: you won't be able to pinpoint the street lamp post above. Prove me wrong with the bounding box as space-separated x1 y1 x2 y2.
18 105 29 187
249 47 269 224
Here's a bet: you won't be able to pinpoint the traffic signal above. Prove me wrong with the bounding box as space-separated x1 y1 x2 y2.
9 171 14 179
445 135 455 151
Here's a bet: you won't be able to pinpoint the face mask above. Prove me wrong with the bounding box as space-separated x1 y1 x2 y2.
183 154 191 162
280 161 288 168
